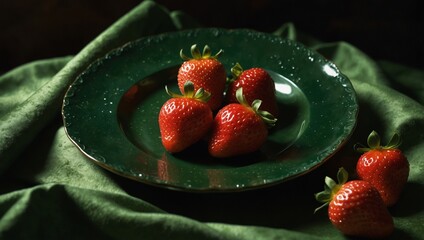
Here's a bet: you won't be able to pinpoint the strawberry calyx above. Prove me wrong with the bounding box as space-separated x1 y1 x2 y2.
235 87 277 128
354 130 401 153
165 81 211 103
180 44 223 61
227 62 244 83
314 167 349 213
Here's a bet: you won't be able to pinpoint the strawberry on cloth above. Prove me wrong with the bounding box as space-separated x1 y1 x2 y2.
355 130 410 206
315 168 394 238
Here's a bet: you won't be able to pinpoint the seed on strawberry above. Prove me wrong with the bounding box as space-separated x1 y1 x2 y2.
226 63 279 117
178 44 226 111
208 87 277 158
315 167 394 238
158 81 213 153
355 130 410 206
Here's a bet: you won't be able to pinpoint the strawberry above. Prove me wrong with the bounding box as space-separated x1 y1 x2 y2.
226 63 279 116
315 168 394 238
178 44 226 111
208 88 277 158
355 130 410 206
158 81 213 153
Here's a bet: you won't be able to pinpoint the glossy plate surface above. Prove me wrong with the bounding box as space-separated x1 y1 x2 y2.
62 28 358 192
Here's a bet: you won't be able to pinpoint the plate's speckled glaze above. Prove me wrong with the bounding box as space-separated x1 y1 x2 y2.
62 28 358 192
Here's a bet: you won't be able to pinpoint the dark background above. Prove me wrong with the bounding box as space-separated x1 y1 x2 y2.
1 0 423 73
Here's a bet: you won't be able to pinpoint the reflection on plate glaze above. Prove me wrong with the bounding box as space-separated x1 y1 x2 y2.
275 82 292 95
62 28 358 192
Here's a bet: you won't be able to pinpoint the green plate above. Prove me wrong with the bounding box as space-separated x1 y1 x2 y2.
62 28 358 192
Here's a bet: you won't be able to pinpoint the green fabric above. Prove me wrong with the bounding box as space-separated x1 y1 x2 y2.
1 1 423 239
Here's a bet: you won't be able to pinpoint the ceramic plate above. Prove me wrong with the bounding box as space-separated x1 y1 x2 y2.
62 28 358 192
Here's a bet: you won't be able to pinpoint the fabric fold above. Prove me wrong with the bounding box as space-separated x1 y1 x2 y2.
0 0 179 175
0 183 326 240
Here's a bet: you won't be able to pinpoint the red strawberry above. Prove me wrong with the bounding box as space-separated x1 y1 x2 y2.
226 63 279 116
178 44 226 111
315 168 394 238
355 130 410 206
208 88 277 158
158 81 213 153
